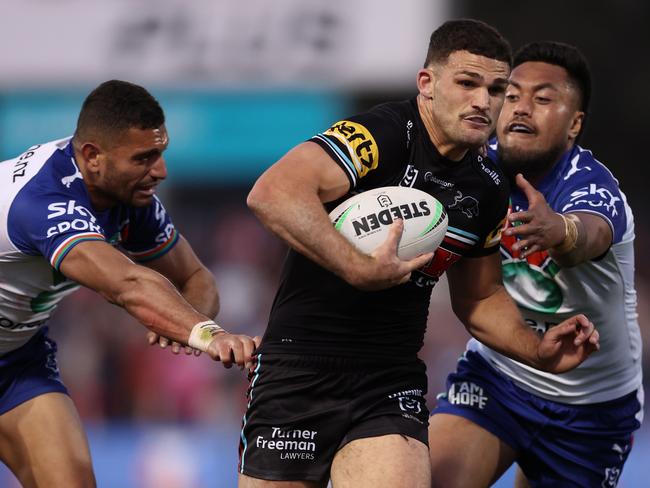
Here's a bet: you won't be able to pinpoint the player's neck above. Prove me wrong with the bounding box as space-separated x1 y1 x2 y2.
417 95 468 162
519 143 574 186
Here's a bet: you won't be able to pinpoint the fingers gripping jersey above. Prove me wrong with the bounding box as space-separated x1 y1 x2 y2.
0 138 179 355
261 99 510 359
470 142 643 405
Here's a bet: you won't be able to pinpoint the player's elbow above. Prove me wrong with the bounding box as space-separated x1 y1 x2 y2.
450 299 484 339
449 296 471 324
246 185 262 216
248 176 270 204
195 267 220 317
247 176 279 221
202 269 219 298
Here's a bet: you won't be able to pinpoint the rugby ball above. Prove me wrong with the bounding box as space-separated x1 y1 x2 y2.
329 186 448 260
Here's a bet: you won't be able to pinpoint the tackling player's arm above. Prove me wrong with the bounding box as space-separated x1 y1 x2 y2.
247 141 431 290
142 235 221 353
447 252 599 373
59 240 257 368
144 235 219 317
505 173 612 267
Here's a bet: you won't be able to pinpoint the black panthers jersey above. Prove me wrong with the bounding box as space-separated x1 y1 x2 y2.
259 98 509 360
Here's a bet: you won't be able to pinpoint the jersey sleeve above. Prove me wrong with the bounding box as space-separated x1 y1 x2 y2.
555 149 627 244
121 195 180 262
309 103 410 190
7 187 105 271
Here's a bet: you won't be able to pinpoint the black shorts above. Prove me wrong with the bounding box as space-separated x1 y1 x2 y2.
238 353 429 482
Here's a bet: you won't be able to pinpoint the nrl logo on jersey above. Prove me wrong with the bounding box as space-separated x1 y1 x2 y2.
400 164 419 187
601 467 621 488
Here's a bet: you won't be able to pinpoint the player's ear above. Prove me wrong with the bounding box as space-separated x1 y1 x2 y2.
80 142 102 172
568 111 584 143
417 66 437 100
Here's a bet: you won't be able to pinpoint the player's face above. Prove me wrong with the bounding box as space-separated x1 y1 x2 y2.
421 50 509 156
101 126 169 207
497 61 584 177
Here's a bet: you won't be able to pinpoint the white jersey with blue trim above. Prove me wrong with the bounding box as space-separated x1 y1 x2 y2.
469 143 643 405
0 137 179 355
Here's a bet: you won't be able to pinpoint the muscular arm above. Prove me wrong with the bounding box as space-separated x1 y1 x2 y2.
247 142 431 290
60 240 206 343
144 235 219 318
59 241 257 367
548 212 612 267
247 142 358 277
447 253 541 365
447 253 598 373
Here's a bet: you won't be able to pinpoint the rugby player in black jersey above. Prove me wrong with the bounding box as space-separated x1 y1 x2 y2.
240 20 599 488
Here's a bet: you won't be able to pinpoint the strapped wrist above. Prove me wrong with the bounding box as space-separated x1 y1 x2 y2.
553 213 579 254
188 320 226 352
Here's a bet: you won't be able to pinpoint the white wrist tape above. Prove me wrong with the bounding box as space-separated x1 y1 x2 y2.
188 320 225 352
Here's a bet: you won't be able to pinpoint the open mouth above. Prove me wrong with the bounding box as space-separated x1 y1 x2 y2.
507 122 535 134
136 185 157 195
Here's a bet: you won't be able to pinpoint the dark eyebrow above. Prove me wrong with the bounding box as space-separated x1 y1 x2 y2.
508 80 558 92
456 70 483 79
133 148 161 161
457 71 508 87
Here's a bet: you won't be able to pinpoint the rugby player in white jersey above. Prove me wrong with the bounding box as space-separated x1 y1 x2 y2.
0 80 258 487
429 41 643 488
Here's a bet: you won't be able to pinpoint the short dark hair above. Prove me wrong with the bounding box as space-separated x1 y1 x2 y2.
74 80 165 143
513 41 591 113
424 19 512 67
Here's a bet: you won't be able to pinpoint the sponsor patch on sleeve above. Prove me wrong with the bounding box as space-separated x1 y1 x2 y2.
323 120 379 178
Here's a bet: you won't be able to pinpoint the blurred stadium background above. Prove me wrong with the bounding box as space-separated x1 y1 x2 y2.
1 1 648 486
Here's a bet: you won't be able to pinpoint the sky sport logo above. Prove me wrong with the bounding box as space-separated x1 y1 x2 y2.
255 427 317 461
448 382 488 409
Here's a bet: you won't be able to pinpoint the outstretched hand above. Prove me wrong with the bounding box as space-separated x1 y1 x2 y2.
504 173 566 258
147 331 200 356
536 314 599 373
147 331 262 372
351 219 433 291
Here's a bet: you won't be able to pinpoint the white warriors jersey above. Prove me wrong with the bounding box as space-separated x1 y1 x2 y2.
0 138 179 355
468 143 643 405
